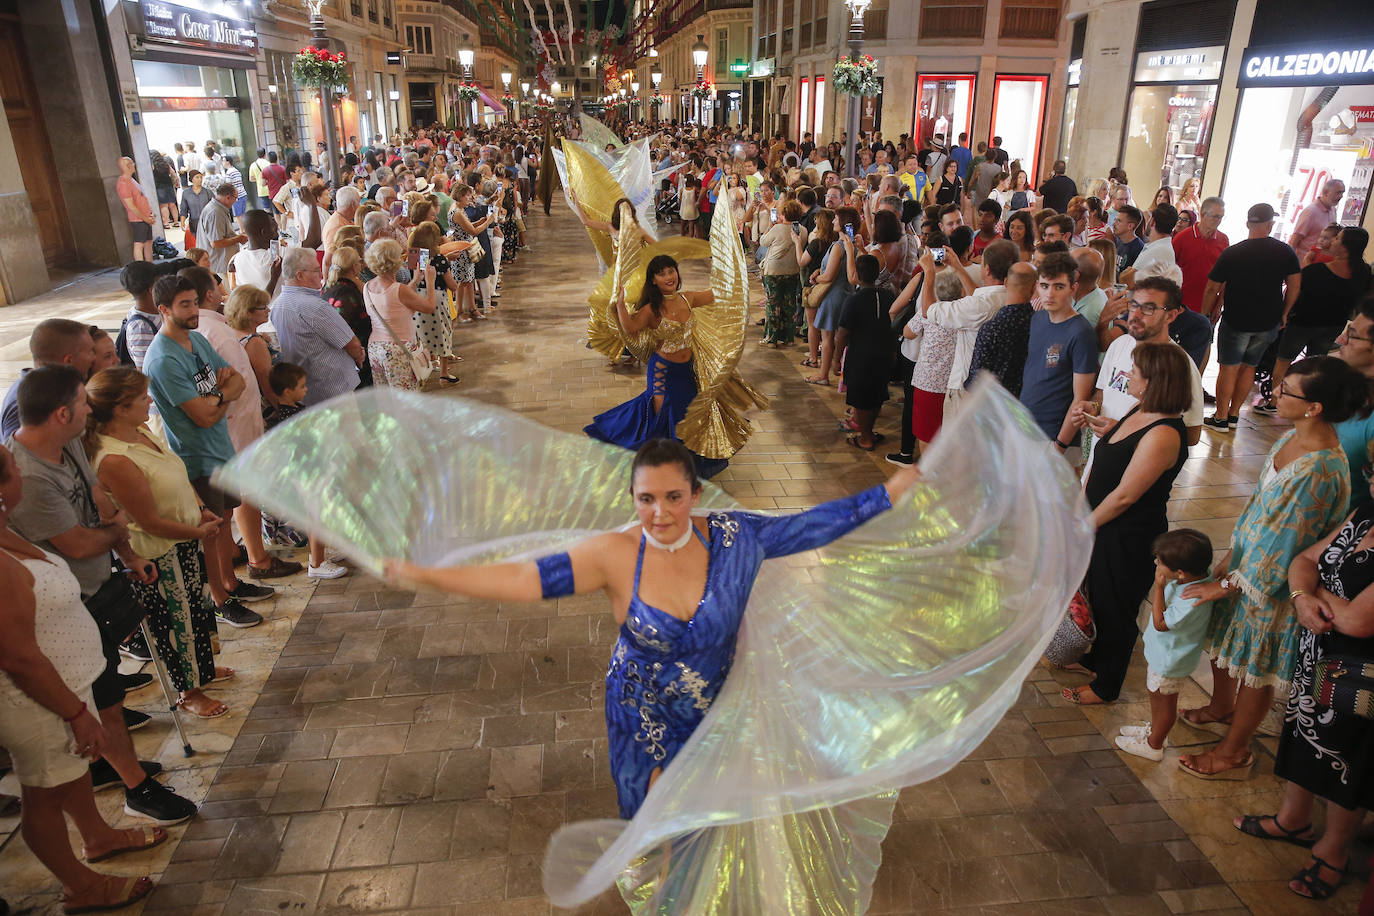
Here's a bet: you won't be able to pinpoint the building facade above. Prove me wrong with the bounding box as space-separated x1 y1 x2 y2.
1063 0 1374 245
751 0 1071 185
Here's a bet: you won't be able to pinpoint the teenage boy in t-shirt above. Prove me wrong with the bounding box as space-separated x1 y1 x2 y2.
1020 253 1098 456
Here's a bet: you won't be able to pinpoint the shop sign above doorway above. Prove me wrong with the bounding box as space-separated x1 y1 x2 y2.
139 0 258 55
1239 43 1374 88
1133 46 1225 83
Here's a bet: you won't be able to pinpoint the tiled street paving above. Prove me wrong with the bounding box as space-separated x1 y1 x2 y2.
0 202 1365 914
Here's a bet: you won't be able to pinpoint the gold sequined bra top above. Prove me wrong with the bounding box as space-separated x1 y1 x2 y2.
657 312 694 354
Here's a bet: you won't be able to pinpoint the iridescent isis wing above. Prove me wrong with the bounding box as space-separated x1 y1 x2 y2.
211 389 739 578
542 377 1095 913
676 188 770 459
579 113 624 151
556 140 616 270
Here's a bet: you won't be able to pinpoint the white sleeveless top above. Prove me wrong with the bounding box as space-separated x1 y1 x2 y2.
0 544 105 705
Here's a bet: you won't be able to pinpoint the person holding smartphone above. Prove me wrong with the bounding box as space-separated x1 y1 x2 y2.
447 184 496 321
407 222 459 382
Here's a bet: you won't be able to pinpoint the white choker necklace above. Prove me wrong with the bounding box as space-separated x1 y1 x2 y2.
644 525 694 552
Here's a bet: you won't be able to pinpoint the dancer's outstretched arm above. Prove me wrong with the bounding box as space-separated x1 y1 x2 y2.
384 533 613 601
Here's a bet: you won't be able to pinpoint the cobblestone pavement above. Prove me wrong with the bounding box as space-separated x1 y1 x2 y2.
0 202 1364 914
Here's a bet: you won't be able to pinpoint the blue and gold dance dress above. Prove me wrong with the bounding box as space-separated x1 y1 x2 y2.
537 485 892 818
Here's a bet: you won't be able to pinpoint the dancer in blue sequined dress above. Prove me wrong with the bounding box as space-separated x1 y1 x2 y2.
387 438 919 818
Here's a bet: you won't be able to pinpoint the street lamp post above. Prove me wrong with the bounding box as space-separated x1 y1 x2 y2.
304 0 342 186
842 0 871 179
650 65 661 124
630 81 639 122
500 70 511 121
458 41 475 128
692 35 709 127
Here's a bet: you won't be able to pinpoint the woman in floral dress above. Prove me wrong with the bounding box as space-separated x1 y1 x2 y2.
407 221 457 382
1178 357 1365 779
1231 487 1374 900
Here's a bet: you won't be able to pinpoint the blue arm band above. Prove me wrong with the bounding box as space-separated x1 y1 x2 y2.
536 552 576 599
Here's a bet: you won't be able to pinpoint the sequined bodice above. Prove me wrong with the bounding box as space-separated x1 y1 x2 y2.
601 486 892 820
656 309 694 354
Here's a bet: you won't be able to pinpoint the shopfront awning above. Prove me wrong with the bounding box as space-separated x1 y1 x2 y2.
479 88 506 115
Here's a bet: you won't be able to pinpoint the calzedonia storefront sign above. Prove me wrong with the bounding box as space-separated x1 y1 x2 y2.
1239 43 1374 88
139 0 258 55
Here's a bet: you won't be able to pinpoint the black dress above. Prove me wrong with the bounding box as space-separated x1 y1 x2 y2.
1275 504 1374 810
935 177 963 206
839 286 898 411
1078 408 1188 701
325 280 373 388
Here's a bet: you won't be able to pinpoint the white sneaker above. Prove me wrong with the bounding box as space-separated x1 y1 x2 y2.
1118 723 1152 738
1115 733 1166 761
307 561 349 580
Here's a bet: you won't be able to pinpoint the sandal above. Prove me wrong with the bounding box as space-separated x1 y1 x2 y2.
800 357 819 368
211 666 235 683
1234 814 1316 848
63 875 155 913
836 418 860 432
1290 855 1347 900
1177 751 1254 781
1062 685 1106 705
83 826 168 863
177 693 229 719
0 793 19 817
846 434 875 452
806 377 830 386
1180 707 1233 735
440 375 461 384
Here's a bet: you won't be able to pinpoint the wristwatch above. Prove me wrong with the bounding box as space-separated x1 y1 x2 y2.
214 390 225 407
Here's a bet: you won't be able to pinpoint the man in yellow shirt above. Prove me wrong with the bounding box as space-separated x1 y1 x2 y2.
898 154 929 205
247 147 270 210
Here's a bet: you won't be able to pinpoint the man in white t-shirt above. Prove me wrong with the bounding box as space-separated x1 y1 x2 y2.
1121 203 1183 289
1072 276 1203 473
808 147 833 177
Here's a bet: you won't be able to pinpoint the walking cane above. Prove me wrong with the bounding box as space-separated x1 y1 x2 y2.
139 620 194 757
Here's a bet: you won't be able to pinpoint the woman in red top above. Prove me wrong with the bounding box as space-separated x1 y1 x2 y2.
116 157 155 262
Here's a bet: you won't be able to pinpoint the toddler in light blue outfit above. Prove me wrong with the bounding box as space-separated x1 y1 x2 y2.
1117 528 1215 761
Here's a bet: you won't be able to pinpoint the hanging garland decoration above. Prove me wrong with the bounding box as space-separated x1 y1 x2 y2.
456 82 481 102
650 93 668 108
691 78 713 100
501 93 516 108
833 54 880 97
541 0 564 63
292 46 349 89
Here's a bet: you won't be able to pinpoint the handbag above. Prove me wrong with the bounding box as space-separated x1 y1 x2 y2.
365 284 434 383
1044 588 1095 666
1308 637 1374 720
804 280 833 309
467 242 484 263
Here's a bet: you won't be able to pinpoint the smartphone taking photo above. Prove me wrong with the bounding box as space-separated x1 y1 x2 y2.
932 248 946 265
845 223 855 239
268 239 279 259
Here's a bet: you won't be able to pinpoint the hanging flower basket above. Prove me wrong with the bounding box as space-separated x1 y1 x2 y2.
650 93 668 108
456 82 481 102
292 46 349 89
833 54 880 97
690 79 713 100
501 94 516 108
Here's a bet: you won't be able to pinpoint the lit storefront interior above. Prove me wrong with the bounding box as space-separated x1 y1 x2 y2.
1121 46 1223 202
990 74 1048 183
913 75 974 147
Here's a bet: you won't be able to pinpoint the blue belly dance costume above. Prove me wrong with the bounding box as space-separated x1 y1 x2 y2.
536 484 892 819
583 309 728 478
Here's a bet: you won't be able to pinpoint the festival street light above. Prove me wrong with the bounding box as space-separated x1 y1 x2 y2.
692 34 709 81
457 40 475 127
841 0 872 179
303 0 341 185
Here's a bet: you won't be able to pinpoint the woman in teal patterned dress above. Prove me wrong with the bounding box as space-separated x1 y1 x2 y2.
1178 357 1368 779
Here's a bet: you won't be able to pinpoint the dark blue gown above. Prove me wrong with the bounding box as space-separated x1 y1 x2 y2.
537 485 892 819
584 354 728 479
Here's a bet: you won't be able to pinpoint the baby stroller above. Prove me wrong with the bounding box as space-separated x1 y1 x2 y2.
656 178 680 225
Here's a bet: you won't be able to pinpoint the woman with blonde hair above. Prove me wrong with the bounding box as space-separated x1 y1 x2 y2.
1176 177 1202 215
323 224 364 278
1086 178 1110 201
324 246 371 388
224 284 278 413
408 220 458 381
84 367 228 717
354 200 382 231
363 238 437 390
1090 236 1120 289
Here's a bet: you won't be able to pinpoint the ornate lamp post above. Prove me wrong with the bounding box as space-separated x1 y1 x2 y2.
630 81 640 122
692 35 710 127
304 0 342 185
458 40 475 127
500 70 511 121
650 65 662 125
841 0 871 178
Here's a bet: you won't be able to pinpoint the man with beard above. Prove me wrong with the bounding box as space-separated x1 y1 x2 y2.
143 275 269 628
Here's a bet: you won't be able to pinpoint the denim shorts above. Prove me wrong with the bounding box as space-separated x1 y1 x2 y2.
1277 323 1343 362
1215 320 1279 367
